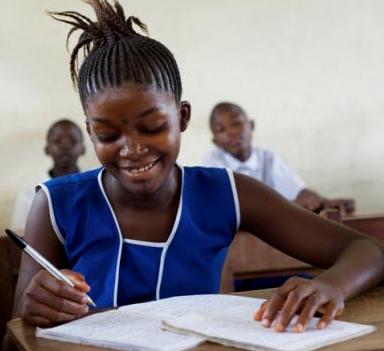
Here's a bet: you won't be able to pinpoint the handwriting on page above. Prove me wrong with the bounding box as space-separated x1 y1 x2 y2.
37 309 203 351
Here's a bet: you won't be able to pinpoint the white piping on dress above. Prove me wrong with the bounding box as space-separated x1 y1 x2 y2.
38 184 65 245
155 166 184 300
97 169 123 308
123 238 166 247
225 168 241 230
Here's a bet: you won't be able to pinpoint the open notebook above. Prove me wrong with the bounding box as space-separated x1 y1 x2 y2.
37 294 375 351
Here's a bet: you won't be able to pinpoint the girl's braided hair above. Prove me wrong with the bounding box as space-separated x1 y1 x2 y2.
49 0 182 108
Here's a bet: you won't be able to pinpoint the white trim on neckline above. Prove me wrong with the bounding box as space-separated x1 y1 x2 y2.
97 168 123 308
123 238 166 247
155 166 184 300
97 166 184 303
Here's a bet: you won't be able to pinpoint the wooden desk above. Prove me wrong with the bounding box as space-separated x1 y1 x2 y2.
343 213 384 241
7 286 384 351
221 213 384 293
220 232 315 292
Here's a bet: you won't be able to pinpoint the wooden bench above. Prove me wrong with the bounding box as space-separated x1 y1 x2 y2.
0 235 20 345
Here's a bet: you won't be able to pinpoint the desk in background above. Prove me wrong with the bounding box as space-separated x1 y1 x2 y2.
220 212 384 293
7 286 384 351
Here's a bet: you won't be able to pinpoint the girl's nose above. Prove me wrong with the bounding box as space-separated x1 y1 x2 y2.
119 139 149 158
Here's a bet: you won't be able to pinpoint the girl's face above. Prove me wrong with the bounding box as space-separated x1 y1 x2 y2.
85 83 190 195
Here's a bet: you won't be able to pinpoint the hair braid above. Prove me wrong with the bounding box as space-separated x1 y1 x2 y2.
49 0 182 109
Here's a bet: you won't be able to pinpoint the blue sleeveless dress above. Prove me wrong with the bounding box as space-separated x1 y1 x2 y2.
40 166 240 308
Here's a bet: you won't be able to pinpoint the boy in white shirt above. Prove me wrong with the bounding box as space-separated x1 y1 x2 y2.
203 102 355 214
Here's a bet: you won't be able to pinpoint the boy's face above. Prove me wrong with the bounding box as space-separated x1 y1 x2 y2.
211 106 253 162
85 83 190 195
46 124 85 168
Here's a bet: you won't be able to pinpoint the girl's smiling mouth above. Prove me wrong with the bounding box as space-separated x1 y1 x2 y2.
119 159 160 176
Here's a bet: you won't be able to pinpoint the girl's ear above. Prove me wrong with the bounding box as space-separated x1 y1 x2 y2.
250 120 255 130
179 101 191 132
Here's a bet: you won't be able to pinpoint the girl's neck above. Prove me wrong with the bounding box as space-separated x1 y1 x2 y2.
104 166 181 211
49 165 80 178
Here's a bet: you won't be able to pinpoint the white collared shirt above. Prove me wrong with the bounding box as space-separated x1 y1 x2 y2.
10 172 51 233
203 146 305 201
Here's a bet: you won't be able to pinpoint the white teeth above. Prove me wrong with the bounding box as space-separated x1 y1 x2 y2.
127 161 155 174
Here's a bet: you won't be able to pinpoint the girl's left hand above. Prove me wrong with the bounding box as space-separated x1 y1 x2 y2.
253 276 345 332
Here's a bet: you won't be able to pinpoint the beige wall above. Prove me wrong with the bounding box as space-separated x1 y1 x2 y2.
1 0 384 231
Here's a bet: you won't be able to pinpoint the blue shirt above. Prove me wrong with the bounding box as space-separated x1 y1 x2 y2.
40 166 239 308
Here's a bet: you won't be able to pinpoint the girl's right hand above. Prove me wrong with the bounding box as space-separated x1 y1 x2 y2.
20 269 91 327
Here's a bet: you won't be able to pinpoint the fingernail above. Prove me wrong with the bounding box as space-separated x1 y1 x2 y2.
261 318 270 327
274 323 284 332
317 321 326 329
294 323 303 333
81 296 88 304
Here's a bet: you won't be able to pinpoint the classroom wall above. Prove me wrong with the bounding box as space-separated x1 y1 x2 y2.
1 0 384 231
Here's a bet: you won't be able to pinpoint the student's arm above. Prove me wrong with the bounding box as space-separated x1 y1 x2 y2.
12 189 90 327
234 173 384 332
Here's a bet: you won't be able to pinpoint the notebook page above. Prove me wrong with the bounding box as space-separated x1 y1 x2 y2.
36 294 266 351
120 294 265 318
37 308 203 351
163 304 376 351
36 294 262 351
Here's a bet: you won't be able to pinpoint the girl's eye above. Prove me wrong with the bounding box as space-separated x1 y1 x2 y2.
140 123 168 135
97 134 119 143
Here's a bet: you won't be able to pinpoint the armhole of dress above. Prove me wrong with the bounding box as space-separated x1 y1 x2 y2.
225 168 241 231
38 184 65 245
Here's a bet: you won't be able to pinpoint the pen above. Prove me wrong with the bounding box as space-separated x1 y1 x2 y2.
5 228 97 308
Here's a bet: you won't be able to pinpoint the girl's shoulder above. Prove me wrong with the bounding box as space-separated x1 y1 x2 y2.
182 165 236 186
43 167 103 188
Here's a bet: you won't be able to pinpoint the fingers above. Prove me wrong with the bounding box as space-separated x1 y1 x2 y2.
254 277 344 333
35 271 89 305
317 301 344 329
22 299 81 326
323 199 355 215
254 301 268 321
295 293 326 332
274 288 313 332
21 269 90 327
256 277 301 328
61 269 91 293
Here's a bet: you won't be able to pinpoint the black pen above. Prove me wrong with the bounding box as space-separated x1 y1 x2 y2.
5 228 96 308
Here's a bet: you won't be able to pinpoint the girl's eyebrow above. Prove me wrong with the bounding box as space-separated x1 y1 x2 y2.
138 107 161 118
90 117 112 125
90 107 161 124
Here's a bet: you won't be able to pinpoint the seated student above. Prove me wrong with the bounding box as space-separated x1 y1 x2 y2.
11 0 384 336
203 102 355 214
10 119 85 234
